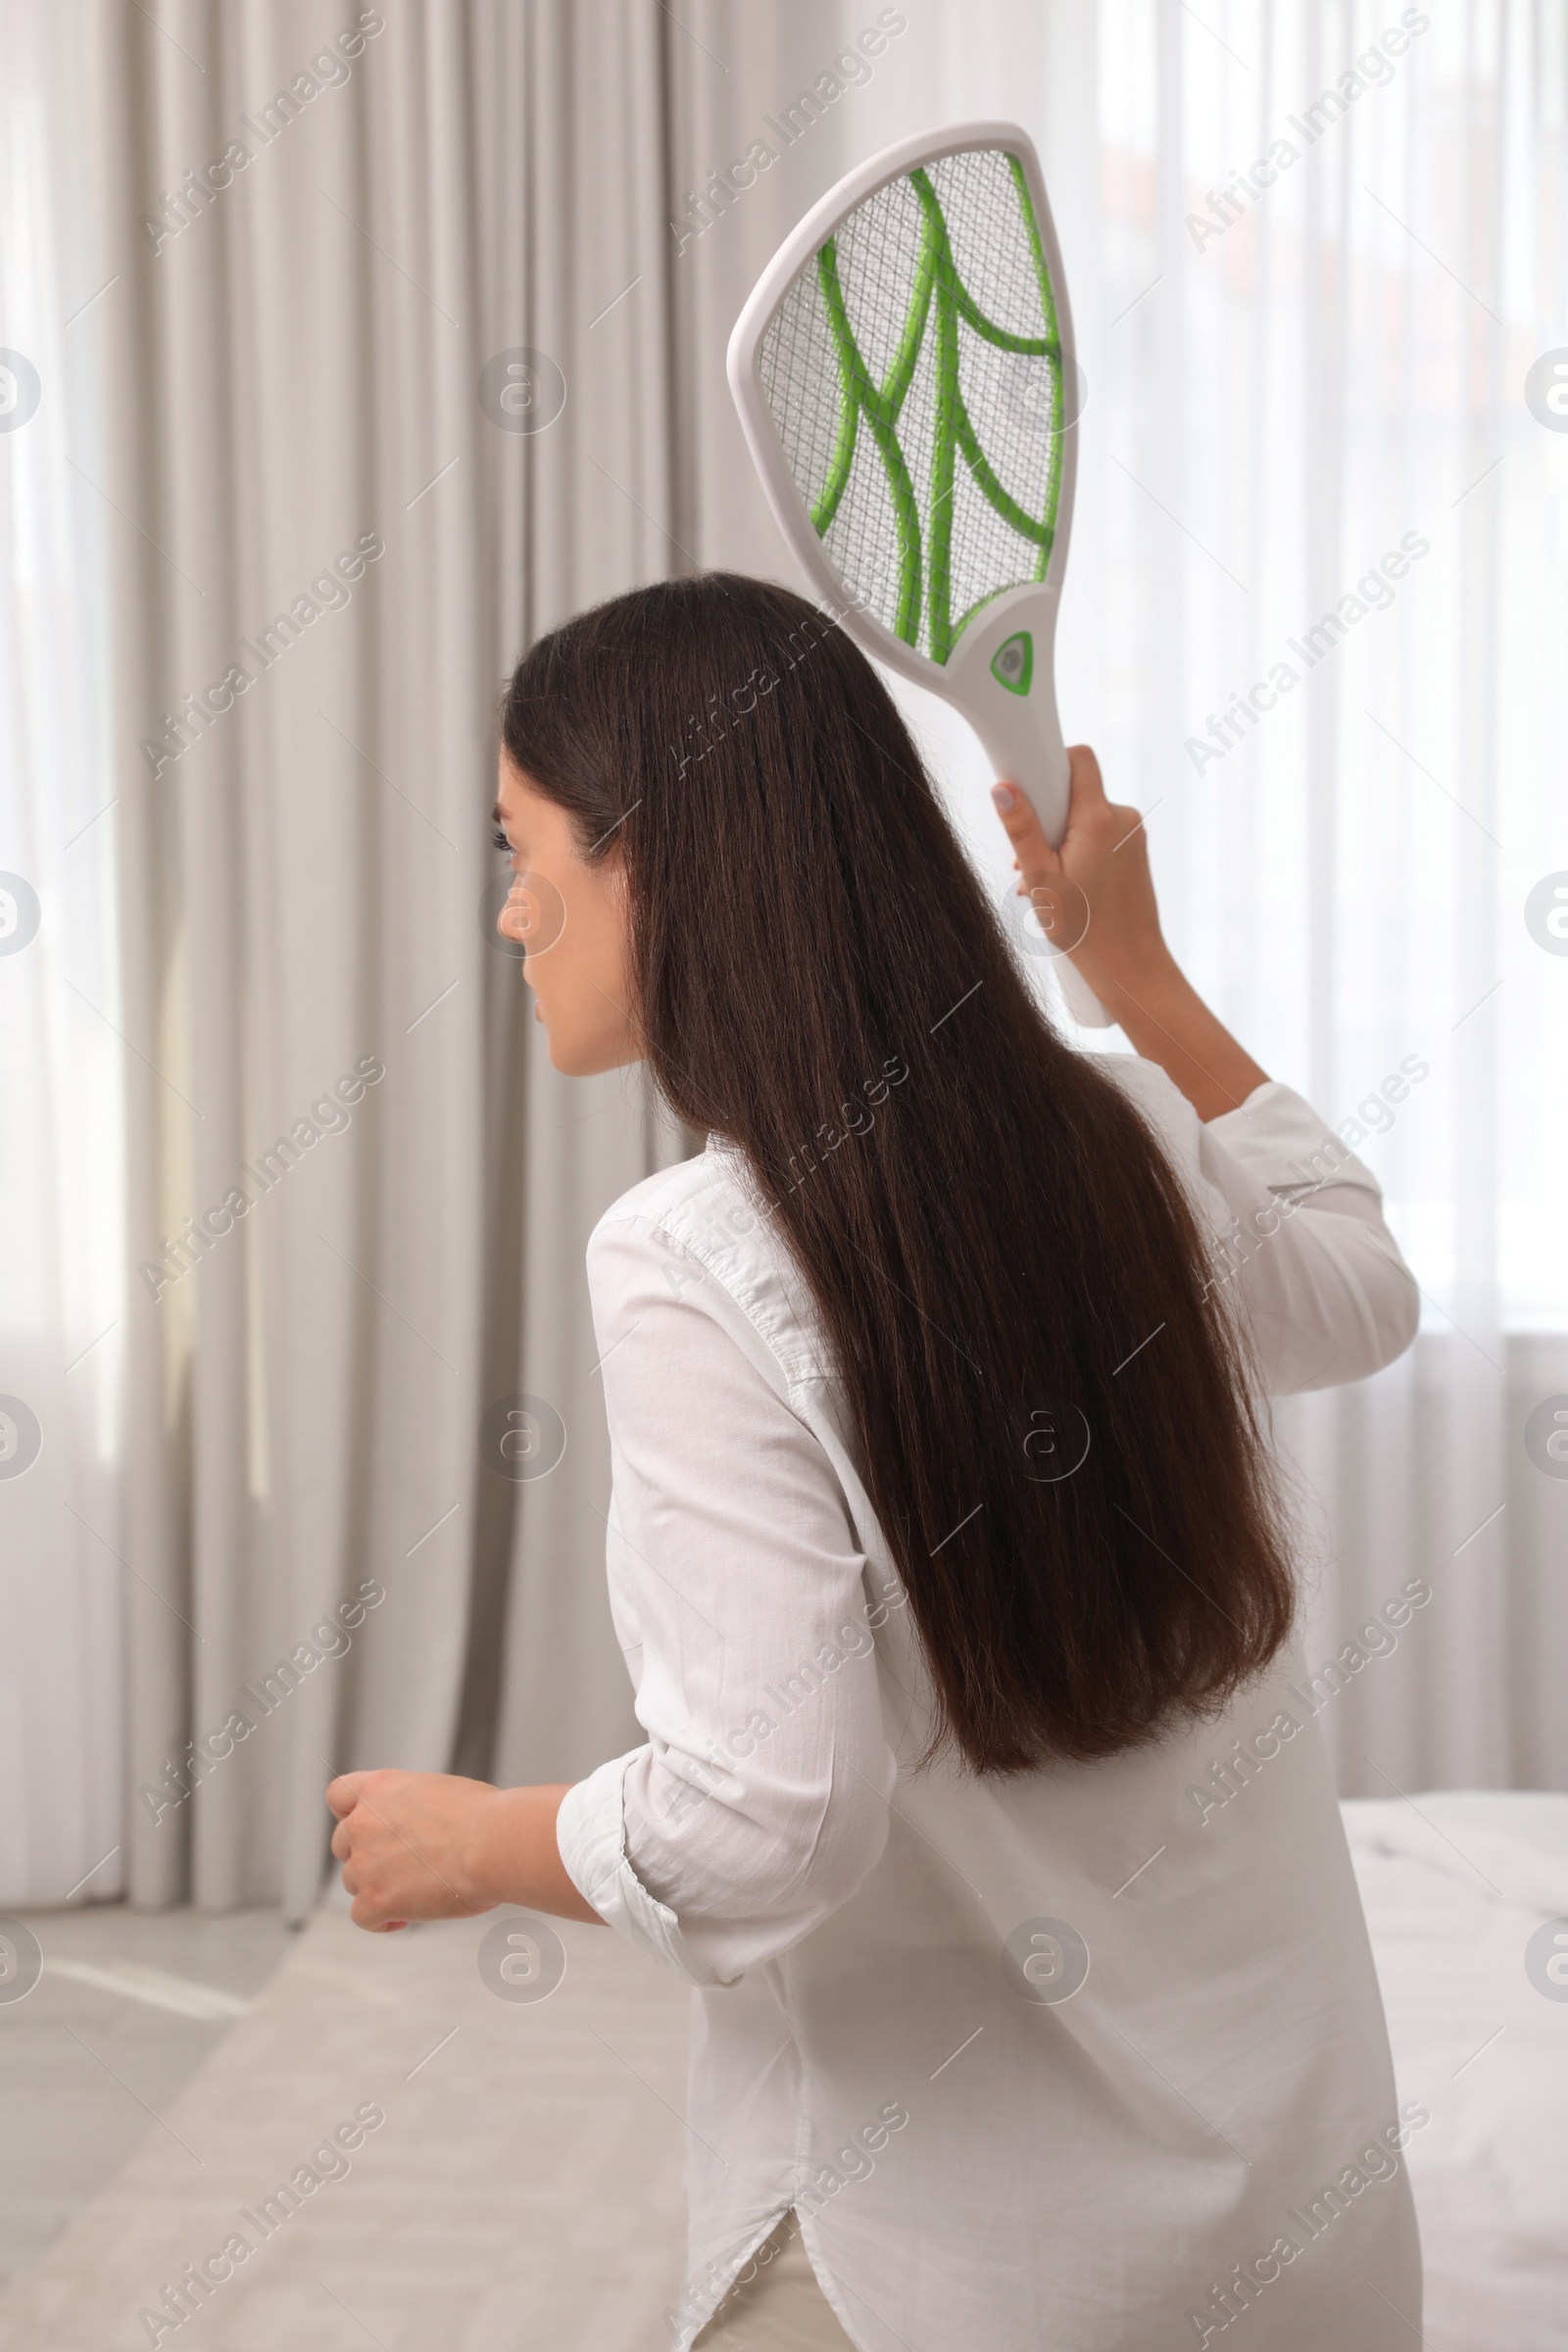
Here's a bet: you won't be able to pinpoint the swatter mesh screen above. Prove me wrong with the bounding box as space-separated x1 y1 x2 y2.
757 148 1065 665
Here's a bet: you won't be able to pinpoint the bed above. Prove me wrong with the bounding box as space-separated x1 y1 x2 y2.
1344 1790 1568 2349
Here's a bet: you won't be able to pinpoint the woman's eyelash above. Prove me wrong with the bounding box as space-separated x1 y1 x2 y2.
492 824 512 853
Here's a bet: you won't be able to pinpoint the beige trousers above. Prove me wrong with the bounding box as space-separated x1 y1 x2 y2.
692 2215 858 2350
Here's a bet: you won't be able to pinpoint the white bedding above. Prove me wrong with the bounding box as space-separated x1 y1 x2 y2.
1344 1790 1568 2349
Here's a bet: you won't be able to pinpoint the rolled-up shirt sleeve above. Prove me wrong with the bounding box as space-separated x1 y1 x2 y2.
555 1211 897 1988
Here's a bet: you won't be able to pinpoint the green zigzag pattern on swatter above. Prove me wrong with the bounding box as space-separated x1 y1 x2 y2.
807 153 1065 665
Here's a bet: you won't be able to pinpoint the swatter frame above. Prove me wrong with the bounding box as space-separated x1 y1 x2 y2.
727 120 1077 700
727 120 1106 1026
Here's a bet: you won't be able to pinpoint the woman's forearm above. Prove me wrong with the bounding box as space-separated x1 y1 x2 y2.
467 1784 604 1923
1088 948 1269 1124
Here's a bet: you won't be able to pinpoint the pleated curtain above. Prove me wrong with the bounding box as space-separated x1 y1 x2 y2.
79 0 877 1920
90 0 689 1919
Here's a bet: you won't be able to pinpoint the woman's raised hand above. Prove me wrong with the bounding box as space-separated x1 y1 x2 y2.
989 745 1169 1021
990 745 1269 1122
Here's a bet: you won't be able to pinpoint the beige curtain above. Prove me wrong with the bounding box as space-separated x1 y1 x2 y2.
3 0 913 1914
82 0 884 1922
91 0 698 1920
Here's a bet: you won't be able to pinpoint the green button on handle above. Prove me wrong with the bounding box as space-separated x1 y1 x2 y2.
990 630 1033 696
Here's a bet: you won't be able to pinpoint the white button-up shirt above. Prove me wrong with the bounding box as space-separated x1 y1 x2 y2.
557 1059 1425 2351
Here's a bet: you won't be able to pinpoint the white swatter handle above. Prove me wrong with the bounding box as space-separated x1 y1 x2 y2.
942 586 1112 1030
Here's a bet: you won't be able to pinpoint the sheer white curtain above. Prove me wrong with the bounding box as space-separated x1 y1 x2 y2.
830 0 1568 1794
1075 0 1568 1796
0 1 124 1904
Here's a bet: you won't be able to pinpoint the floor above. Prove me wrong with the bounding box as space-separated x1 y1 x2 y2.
0 1896 692 2351
0 1901 296 2294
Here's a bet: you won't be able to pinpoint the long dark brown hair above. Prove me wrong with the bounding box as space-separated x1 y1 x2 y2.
501 572 1294 1773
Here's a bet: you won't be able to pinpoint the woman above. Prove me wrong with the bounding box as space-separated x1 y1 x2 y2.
328 573 1424 2350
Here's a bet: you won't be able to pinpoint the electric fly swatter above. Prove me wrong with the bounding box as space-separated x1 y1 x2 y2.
727 120 1107 1025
